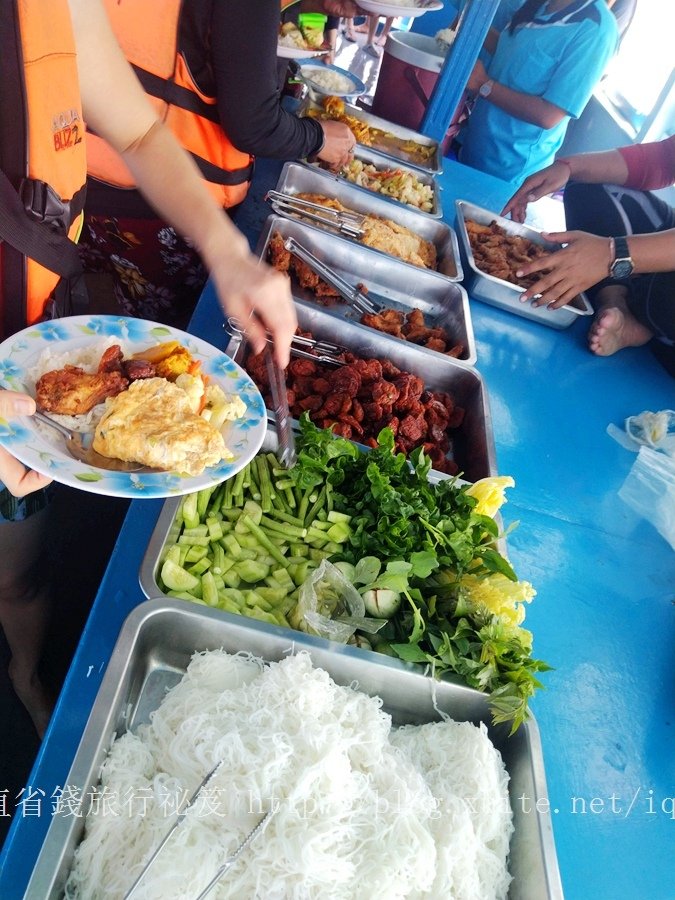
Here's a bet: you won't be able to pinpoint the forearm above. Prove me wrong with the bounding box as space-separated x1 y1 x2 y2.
559 149 629 186
119 122 248 270
626 229 675 275
483 82 565 129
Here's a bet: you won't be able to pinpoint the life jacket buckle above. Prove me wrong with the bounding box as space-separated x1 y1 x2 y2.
20 178 70 233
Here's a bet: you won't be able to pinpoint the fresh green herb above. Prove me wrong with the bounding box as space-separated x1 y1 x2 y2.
290 415 550 731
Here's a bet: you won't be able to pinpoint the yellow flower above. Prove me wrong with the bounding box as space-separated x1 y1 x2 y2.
461 572 536 626
465 475 515 518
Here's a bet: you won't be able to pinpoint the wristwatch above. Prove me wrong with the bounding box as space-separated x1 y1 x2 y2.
609 236 634 279
478 79 494 99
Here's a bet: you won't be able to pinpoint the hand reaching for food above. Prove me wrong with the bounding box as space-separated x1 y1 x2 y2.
502 159 572 223
517 230 612 307
316 120 357 170
0 391 53 498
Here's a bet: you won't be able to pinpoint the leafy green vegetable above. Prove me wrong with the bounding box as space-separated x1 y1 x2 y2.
290 415 549 731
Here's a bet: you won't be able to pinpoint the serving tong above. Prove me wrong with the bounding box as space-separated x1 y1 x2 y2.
226 317 346 368
123 760 271 900
283 236 383 317
264 346 297 469
266 189 366 238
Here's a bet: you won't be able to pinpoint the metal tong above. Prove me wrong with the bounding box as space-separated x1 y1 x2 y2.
264 346 297 469
266 189 366 238
283 236 383 317
226 317 345 367
123 762 271 900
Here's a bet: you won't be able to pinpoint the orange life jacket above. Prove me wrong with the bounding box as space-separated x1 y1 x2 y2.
86 0 254 210
0 0 88 339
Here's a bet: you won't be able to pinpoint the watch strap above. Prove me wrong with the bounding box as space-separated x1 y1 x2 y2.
614 236 630 260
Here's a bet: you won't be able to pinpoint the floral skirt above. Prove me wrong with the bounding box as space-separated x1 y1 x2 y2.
78 215 208 328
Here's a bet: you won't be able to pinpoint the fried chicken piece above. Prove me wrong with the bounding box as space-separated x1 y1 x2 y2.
267 232 291 272
97 345 125 374
361 310 404 336
36 365 129 416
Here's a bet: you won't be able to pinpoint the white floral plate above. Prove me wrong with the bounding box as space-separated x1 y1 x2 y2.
277 43 326 59
355 0 443 18
0 316 267 499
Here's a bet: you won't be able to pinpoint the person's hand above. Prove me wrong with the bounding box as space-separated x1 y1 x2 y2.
0 392 53 498
208 251 297 367
466 60 489 97
502 160 572 223
517 230 613 307
316 120 357 170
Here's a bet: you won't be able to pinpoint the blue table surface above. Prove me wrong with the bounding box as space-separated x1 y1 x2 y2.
2 158 674 900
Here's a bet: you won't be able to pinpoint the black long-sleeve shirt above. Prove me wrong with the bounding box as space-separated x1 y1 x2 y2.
87 0 323 215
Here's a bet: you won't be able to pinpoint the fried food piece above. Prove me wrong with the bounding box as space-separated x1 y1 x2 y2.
36 365 128 416
466 219 549 288
93 378 229 475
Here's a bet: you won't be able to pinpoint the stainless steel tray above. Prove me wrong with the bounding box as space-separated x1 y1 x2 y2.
303 145 443 218
272 162 461 281
455 200 593 330
299 96 443 174
225 302 496 482
258 214 476 366
27 599 563 900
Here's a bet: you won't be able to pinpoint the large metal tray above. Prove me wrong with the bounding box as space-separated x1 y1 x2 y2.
258 214 476 366
272 162 460 281
303 145 443 218
26 599 563 900
299 95 443 174
455 200 593 330
225 302 496 482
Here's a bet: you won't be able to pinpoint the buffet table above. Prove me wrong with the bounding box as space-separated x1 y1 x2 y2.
1 157 674 900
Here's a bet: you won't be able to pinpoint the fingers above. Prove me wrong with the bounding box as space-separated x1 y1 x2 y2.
0 390 36 418
0 446 52 498
221 266 297 369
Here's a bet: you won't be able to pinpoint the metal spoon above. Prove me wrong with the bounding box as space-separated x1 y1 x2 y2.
33 410 146 472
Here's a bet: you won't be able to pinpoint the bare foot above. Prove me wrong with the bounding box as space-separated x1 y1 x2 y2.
588 306 653 357
9 664 54 739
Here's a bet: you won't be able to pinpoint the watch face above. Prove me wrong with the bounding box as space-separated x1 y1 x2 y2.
479 80 492 98
611 258 633 279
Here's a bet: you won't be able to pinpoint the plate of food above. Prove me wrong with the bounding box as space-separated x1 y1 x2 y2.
297 62 366 100
0 316 267 498
355 0 443 19
277 21 327 58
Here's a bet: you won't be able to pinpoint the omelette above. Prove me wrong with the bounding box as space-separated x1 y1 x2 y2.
93 378 231 475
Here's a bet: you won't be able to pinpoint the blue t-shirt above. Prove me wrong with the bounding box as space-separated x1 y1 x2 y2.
460 0 618 185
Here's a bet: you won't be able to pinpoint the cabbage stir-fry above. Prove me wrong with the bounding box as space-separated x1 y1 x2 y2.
341 158 435 212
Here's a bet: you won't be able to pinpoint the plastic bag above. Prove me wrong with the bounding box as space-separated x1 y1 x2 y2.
296 559 385 642
618 447 675 550
607 410 675 456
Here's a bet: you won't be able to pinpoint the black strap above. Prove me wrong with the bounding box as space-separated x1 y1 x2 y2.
0 169 82 279
0 168 88 325
131 63 222 124
190 152 254 186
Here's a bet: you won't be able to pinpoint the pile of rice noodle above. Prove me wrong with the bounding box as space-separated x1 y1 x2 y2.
65 651 513 899
26 337 132 433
